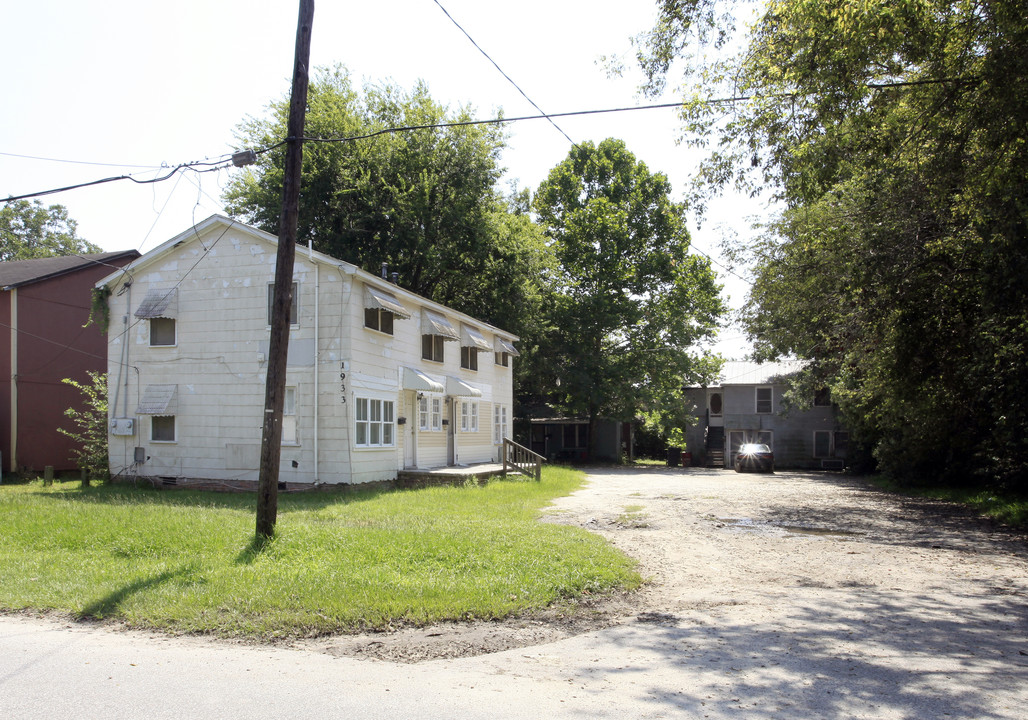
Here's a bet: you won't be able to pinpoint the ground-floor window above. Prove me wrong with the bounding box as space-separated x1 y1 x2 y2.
460 400 479 432
151 415 176 442
814 430 848 458
493 404 508 444
355 397 395 447
282 386 297 443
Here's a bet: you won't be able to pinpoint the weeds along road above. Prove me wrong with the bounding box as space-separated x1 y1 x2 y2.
3 467 1027 719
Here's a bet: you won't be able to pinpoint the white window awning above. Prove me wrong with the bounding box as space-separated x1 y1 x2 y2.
363 285 411 319
421 308 459 341
135 288 178 319
136 384 177 414
402 367 444 394
494 336 520 357
446 376 482 397
460 324 492 352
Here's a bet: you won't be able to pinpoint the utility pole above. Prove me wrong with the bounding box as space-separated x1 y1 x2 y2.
256 0 314 539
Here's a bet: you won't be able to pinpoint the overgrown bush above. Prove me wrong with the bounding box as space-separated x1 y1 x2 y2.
57 371 109 485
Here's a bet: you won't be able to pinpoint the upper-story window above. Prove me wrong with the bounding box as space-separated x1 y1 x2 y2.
423 334 445 362
814 387 832 406
421 308 458 363
135 288 178 347
756 387 773 414
149 318 176 347
363 285 410 333
493 336 520 367
460 346 478 371
267 282 298 326
364 307 394 335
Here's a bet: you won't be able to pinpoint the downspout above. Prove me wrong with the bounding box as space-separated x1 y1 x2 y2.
9 288 17 472
122 282 132 418
312 253 319 483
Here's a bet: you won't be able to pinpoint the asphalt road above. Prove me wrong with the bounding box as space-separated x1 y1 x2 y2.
3 468 1027 719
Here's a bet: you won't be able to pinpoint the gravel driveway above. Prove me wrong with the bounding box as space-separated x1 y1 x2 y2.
3 467 1027 719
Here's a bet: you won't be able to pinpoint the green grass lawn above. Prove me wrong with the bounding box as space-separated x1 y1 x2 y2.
0 467 639 639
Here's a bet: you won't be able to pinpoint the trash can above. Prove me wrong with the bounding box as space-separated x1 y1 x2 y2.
667 447 681 467
682 451 692 467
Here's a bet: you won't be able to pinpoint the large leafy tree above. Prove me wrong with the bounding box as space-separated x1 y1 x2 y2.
225 66 512 309
534 138 724 459
634 1 1028 486
0 200 101 261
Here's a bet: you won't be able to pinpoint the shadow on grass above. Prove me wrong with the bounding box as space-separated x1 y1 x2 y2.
79 567 190 619
15 480 396 513
235 533 276 565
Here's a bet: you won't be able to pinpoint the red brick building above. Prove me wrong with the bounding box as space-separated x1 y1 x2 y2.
0 251 138 474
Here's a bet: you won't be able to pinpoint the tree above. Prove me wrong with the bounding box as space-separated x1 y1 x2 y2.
0 200 101 261
634 1 1028 487
57 372 109 486
534 138 724 459
225 65 510 306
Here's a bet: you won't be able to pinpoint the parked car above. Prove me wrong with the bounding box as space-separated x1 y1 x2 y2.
734 443 774 473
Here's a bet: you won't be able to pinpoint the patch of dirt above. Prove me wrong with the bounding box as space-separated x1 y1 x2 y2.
296 467 1028 663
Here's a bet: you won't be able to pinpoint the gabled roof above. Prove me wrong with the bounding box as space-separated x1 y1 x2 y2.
716 360 807 386
0 250 140 290
96 214 520 342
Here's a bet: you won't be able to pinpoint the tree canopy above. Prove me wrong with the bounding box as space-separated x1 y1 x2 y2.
224 66 519 313
534 138 724 457
635 0 1028 486
0 200 101 262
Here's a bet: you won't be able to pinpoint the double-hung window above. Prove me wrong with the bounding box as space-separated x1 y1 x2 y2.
460 346 478 371
756 387 773 414
422 334 445 362
267 282 299 326
431 397 442 431
493 404 508 444
355 397 395 447
460 400 479 432
419 396 430 430
364 307 394 334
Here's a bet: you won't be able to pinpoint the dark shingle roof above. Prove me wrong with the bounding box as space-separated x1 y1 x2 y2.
0 251 140 289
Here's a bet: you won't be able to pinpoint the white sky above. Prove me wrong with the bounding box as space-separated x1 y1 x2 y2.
1 0 769 358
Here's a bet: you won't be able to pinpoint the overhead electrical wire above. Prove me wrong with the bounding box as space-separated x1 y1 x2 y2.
429 0 577 147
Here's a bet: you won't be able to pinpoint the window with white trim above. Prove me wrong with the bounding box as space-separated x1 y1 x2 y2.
431 397 442 431
460 400 479 432
493 404 508 444
756 387 773 414
355 397 395 447
267 282 299 326
151 415 175 442
282 386 297 444
422 334 445 362
460 346 478 371
419 396 430 430
364 307 394 334
149 317 176 347
495 351 509 367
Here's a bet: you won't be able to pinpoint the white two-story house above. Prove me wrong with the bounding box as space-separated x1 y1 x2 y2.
97 215 518 488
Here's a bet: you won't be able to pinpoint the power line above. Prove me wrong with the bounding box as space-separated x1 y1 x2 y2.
0 151 162 170
3 157 233 203
430 0 577 147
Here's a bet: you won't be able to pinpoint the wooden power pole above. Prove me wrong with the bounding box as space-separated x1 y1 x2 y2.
256 0 315 539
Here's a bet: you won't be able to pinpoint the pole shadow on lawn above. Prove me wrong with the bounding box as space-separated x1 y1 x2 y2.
79 567 190 619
